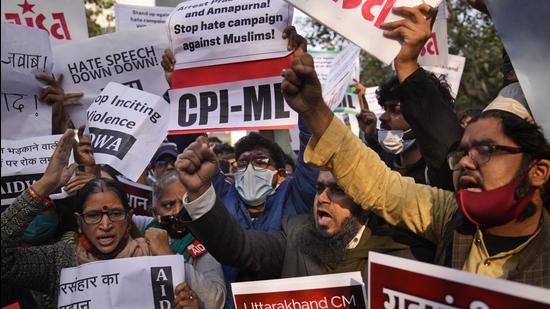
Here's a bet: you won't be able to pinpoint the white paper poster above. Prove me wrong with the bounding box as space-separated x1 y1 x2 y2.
115 3 174 31
368 252 550 308
484 0 550 136
1 135 62 205
418 1 448 67
58 255 185 309
423 54 466 98
321 44 361 111
286 0 442 65
232 272 367 309
1 22 53 140
167 0 293 69
1 0 88 45
86 82 169 182
168 76 298 134
53 25 170 127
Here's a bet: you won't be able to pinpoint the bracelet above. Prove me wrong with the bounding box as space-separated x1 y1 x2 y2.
27 186 54 207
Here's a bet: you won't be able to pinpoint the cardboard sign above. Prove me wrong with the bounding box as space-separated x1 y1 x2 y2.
1 135 62 206
58 255 185 309
114 3 174 31
53 25 170 127
484 0 550 136
423 54 465 98
1 0 88 45
1 22 53 140
86 82 169 182
168 0 293 69
368 252 550 308
286 0 442 65
116 175 153 216
232 272 367 309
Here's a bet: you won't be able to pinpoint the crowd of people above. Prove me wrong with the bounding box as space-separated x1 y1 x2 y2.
2 1 549 309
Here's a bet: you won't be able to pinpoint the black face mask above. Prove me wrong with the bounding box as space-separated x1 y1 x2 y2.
157 215 187 239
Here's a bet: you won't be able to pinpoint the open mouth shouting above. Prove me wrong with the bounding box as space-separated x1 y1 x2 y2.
458 175 484 192
316 208 334 228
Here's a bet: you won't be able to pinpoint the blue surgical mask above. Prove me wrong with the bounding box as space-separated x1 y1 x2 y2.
23 213 59 244
234 164 277 207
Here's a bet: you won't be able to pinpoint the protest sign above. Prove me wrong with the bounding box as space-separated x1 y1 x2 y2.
1 135 62 206
168 0 293 69
116 175 153 216
115 3 174 31
321 44 361 111
417 1 448 67
484 0 550 136
1 23 53 139
58 255 185 309
423 54 465 98
232 272 367 309
86 82 169 182
168 56 298 134
1 0 88 45
286 0 442 65
368 252 550 308
53 25 170 127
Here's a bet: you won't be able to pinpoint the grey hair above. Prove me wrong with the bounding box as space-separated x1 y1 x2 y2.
152 170 181 210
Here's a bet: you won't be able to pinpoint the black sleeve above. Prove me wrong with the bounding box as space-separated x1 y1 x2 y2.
180 199 286 279
397 68 463 190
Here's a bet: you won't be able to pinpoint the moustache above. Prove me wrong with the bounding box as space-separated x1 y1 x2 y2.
456 171 485 191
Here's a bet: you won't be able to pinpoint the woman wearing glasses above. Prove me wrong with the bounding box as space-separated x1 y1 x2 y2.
1 130 198 309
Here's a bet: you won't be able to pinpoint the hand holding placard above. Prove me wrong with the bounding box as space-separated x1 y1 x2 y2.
176 136 218 201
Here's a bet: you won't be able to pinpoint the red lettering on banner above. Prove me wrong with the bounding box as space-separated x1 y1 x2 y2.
4 0 72 40
420 32 439 57
186 240 207 257
332 0 397 28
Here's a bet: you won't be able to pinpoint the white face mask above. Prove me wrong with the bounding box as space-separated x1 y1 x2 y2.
234 164 277 207
377 129 416 155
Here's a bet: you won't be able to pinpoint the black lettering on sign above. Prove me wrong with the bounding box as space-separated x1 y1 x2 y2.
273 83 290 119
1 173 42 200
122 79 144 90
150 266 174 309
219 89 229 124
243 84 271 121
178 94 197 127
88 127 136 160
199 91 217 125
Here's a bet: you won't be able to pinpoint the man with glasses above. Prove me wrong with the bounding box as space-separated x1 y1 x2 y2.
279 19 550 286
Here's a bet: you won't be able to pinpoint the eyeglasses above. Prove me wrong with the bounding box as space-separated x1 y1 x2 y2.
154 158 175 169
79 209 127 225
233 156 273 172
315 182 348 200
447 144 523 171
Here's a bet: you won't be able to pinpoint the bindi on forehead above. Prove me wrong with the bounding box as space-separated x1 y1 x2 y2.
102 205 109 211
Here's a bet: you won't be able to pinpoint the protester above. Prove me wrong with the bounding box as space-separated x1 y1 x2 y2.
174 138 432 282
133 171 226 309
1 130 202 307
458 108 483 128
280 4 550 288
149 141 179 185
213 143 235 160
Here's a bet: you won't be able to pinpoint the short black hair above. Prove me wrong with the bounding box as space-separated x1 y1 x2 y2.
208 136 222 144
213 143 234 155
234 132 286 169
377 71 455 109
75 178 129 214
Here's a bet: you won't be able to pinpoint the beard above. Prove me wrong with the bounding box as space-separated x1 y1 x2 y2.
298 215 361 266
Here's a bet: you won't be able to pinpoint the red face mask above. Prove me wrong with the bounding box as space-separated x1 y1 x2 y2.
457 173 535 228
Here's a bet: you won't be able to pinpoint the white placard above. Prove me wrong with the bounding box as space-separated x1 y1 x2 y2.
86 82 169 182
58 255 185 309
1 0 88 45
168 76 298 133
53 25 170 127
368 252 550 308
286 0 442 65
168 0 293 69
1 135 63 205
418 1 448 67
232 272 367 309
423 54 466 98
484 0 550 136
115 3 174 31
322 44 361 111
1 22 53 140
